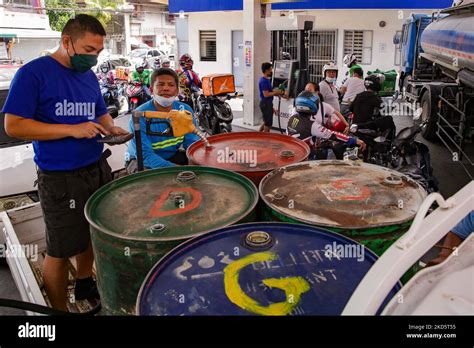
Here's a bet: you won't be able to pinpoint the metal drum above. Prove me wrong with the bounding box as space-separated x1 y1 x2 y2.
136 222 400 315
259 160 427 256
84 166 258 315
186 132 310 185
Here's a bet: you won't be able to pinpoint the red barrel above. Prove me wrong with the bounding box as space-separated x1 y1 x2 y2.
187 132 310 185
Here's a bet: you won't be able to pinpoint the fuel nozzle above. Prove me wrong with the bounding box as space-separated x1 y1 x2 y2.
193 129 211 149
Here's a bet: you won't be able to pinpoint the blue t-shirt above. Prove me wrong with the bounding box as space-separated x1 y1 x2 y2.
126 100 200 168
2 56 107 171
452 211 474 240
259 76 273 103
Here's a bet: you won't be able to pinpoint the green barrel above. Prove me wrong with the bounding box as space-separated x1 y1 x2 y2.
84 166 258 315
259 160 427 256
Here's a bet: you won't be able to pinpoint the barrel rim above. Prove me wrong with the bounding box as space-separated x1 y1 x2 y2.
186 131 311 173
135 221 391 315
258 160 428 230
84 165 259 242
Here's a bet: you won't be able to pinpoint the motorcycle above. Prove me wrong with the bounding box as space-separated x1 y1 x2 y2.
193 90 236 135
349 121 438 192
126 82 151 112
100 81 128 119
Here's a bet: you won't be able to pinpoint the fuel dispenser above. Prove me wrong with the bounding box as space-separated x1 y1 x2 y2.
266 15 314 132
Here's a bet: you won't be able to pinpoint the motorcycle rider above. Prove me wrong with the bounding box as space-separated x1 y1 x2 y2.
125 68 200 172
350 74 385 124
131 61 152 99
343 53 362 78
340 66 365 117
319 62 340 112
287 91 365 159
97 62 114 85
161 58 171 69
177 54 202 109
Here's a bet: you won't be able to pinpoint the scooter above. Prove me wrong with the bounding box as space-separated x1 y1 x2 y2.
126 82 151 112
193 91 237 135
101 81 128 118
349 121 438 192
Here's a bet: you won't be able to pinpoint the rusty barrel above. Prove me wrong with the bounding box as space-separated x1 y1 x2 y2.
259 160 427 256
84 166 258 315
186 132 310 186
136 222 401 315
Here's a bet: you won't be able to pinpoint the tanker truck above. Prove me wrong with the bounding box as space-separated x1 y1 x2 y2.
396 0 473 173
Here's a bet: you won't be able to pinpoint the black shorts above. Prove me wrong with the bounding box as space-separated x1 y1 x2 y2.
259 101 274 127
37 155 113 258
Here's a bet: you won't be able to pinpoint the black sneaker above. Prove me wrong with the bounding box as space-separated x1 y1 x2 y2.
74 277 100 301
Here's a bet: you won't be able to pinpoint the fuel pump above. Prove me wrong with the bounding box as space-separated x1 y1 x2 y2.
266 15 314 132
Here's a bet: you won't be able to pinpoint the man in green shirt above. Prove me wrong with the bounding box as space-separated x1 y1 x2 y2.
131 62 152 98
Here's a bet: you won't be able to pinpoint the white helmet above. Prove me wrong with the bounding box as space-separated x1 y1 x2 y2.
343 53 357 67
322 62 339 77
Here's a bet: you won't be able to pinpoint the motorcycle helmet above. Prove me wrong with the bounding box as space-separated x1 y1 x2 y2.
295 91 319 115
343 53 357 67
152 58 161 70
135 62 146 74
322 62 339 78
179 54 193 68
364 73 385 92
161 58 171 68
100 63 109 73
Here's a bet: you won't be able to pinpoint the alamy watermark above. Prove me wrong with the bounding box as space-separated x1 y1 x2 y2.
217 147 258 168
55 100 95 120
380 100 423 118
324 242 365 262
0 243 38 262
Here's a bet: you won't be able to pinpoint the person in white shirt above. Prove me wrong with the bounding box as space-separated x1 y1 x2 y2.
319 62 340 112
340 66 365 117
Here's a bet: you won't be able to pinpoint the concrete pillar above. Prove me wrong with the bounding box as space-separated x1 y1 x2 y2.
243 0 271 126
124 13 131 55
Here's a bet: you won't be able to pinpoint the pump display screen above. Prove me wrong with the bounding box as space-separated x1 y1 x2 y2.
274 62 292 79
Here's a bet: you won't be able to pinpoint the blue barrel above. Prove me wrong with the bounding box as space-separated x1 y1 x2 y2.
137 222 400 315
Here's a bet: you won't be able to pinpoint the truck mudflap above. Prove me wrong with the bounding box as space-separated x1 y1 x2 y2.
342 181 473 315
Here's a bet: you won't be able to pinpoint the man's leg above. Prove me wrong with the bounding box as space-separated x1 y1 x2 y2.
43 255 69 311
75 242 94 279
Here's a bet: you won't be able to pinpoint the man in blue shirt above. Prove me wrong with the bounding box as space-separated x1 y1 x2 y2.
125 68 200 171
428 211 473 266
2 15 128 311
258 62 283 132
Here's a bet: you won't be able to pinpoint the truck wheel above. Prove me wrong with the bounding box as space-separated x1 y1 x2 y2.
420 91 439 141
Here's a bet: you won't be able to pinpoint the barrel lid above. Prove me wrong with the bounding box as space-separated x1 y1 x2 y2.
186 132 310 173
137 222 400 315
259 160 427 229
84 166 258 241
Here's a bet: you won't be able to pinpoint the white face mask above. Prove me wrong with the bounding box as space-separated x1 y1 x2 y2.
325 77 336 84
154 95 175 107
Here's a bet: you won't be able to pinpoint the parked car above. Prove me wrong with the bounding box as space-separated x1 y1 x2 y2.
128 48 170 68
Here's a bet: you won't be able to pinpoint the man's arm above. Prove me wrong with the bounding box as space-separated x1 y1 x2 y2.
5 113 108 141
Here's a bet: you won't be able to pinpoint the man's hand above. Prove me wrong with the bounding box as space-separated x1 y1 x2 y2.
70 122 109 139
357 139 366 152
108 126 129 136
